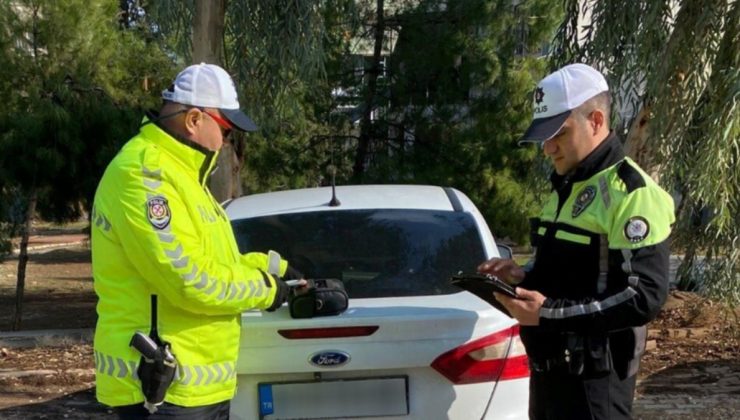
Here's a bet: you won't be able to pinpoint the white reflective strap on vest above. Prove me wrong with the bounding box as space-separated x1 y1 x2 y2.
93 207 112 232
94 350 139 380
621 248 633 274
539 287 638 319
158 231 175 243
177 361 236 386
597 235 609 294
599 175 611 209
621 248 640 287
95 350 234 387
142 166 163 189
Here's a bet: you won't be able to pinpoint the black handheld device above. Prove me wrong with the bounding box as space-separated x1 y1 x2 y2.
450 272 519 298
129 295 177 414
129 331 159 360
450 272 519 317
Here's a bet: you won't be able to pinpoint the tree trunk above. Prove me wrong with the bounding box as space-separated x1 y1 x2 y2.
623 105 657 176
192 0 240 201
352 0 385 182
192 0 225 64
209 142 237 201
624 0 723 176
232 136 246 197
12 189 37 331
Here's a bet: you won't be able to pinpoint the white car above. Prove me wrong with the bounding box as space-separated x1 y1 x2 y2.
225 185 529 420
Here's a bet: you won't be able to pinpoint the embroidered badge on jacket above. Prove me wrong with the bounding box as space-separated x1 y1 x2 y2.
572 186 596 218
624 216 650 243
147 196 171 229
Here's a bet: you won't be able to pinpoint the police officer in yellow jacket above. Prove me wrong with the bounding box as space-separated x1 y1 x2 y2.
92 63 301 419
478 64 674 419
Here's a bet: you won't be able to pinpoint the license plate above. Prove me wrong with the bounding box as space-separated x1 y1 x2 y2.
258 376 408 419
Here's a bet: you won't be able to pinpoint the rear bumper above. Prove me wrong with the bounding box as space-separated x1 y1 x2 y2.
230 370 528 420
484 377 529 419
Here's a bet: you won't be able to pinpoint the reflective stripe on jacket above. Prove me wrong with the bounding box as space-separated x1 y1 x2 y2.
91 117 287 407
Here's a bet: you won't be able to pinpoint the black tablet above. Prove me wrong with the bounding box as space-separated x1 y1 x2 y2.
450 273 518 317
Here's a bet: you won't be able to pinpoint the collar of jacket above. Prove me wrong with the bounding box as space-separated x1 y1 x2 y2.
140 112 219 187
550 130 624 190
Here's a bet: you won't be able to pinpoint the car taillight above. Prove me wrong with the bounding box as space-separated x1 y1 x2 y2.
431 325 529 384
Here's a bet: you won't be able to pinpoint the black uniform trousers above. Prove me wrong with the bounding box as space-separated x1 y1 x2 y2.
115 400 230 420
529 368 636 420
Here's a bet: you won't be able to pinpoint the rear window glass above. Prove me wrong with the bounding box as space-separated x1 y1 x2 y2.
231 209 487 298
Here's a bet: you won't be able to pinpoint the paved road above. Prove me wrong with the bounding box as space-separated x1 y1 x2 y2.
10 233 88 255
633 360 740 419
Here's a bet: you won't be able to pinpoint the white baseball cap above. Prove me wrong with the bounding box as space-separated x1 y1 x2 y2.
519 63 608 143
162 63 258 132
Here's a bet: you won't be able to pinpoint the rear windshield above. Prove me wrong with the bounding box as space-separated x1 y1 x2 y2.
231 209 487 298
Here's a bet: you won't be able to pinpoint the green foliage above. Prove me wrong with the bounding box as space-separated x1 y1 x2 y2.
148 0 357 193
142 0 560 242
673 0 740 302
228 0 360 192
554 0 740 303
346 0 560 242
0 185 23 255
0 0 174 235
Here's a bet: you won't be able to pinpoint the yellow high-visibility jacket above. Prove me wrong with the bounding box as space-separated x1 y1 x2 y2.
91 116 286 407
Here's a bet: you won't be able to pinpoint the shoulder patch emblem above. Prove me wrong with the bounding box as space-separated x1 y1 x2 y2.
624 216 650 243
147 196 171 229
572 186 596 218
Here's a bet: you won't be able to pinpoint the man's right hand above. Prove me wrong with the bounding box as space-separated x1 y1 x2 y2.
477 258 525 285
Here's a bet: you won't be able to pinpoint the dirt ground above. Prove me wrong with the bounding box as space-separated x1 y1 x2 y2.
0 233 738 419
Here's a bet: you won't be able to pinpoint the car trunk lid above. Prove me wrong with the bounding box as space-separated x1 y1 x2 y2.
237 293 515 375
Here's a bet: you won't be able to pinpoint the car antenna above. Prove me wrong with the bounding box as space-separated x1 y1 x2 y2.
328 164 341 206
327 139 340 206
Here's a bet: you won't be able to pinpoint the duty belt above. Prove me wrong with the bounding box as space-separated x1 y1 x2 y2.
529 357 567 373
529 347 585 375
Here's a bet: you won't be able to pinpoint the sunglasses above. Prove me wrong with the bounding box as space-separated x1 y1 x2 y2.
200 109 233 140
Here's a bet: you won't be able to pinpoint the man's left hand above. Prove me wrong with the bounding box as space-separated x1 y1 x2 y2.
494 287 547 326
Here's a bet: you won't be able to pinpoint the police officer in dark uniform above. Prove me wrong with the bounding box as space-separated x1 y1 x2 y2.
478 63 675 419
